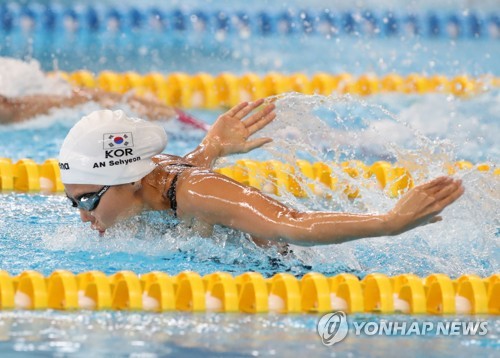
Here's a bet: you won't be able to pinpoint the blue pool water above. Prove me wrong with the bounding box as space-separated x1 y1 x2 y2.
0 0 499 356
0 311 498 357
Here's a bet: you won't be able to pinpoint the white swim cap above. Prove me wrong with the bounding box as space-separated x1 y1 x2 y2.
59 109 167 185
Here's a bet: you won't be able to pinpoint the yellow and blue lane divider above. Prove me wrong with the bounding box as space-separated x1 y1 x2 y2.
0 270 498 314
0 157 497 195
53 70 500 109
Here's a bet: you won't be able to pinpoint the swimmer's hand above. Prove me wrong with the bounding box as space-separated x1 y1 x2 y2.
386 176 464 235
205 99 276 156
184 99 275 168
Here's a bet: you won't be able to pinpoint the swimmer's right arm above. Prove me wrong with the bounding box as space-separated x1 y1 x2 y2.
183 99 276 168
176 173 464 246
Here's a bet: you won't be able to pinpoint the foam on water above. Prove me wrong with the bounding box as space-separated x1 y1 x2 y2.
224 93 499 276
0 57 71 98
261 92 499 163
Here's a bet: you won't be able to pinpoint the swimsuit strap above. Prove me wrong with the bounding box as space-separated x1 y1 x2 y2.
166 174 180 217
165 163 195 217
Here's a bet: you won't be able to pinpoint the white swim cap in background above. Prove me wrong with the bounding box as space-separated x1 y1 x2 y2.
59 110 167 185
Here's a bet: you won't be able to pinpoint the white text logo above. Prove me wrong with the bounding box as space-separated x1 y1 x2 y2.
316 311 349 346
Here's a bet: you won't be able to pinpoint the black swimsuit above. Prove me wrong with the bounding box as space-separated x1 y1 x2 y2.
164 163 195 217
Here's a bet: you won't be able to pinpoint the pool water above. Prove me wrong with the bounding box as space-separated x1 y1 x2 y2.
1 92 498 278
0 93 498 357
0 0 499 356
0 311 498 357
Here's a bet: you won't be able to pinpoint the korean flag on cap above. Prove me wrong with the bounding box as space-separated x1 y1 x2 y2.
103 132 134 149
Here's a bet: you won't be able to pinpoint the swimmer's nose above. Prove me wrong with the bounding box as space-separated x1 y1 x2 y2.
79 210 95 223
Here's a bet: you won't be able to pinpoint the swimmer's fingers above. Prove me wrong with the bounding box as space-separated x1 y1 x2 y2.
432 179 462 202
248 111 276 135
418 215 443 229
429 216 442 224
244 104 276 134
234 99 265 120
418 176 452 192
242 137 273 153
431 182 465 214
427 178 459 197
264 96 278 104
225 101 250 118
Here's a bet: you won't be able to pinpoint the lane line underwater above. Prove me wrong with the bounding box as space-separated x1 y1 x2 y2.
1 4 499 39
53 71 500 108
0 270 498 314
0 158 497 194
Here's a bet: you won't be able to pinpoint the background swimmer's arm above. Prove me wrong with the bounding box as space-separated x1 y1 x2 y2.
0 95 15 123
183 99 276 168
73 88 178 120
176 173 464 246
0 92 90 122
0 88 178 123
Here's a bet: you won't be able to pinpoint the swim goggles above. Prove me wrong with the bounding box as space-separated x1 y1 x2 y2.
68 185 110 211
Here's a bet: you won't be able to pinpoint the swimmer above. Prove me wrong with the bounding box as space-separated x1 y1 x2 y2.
0 56 206 127
0 87 207 129
61 100 464 249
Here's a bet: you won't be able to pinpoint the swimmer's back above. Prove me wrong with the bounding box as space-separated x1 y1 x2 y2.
149 154 196 217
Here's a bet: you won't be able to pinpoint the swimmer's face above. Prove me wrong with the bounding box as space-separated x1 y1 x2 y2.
65 183 142 235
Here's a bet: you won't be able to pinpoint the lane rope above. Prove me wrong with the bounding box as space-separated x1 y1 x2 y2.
0 158 497 194
52 70 500 108
1 4 498 39
0 270 497 314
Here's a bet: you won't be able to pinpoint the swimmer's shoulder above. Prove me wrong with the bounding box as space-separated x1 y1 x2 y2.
151 154 199 177
144 154 191 202
152 154 186 166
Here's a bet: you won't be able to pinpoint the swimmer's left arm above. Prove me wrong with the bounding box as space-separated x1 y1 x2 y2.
176 173 464 247
183 99 276 168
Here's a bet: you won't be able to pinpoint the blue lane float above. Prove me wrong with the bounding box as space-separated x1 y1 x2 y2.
0 3 498 39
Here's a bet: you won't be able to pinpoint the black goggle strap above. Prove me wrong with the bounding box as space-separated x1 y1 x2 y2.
96 186 109 197
67 196 78 207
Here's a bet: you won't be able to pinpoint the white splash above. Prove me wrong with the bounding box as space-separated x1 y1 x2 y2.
0 57 71 98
